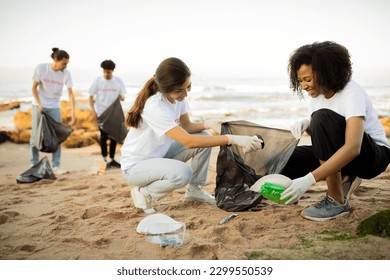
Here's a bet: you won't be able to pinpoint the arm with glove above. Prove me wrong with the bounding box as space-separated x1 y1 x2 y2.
226 134 264 154
290 119 310 139
280 172 316 204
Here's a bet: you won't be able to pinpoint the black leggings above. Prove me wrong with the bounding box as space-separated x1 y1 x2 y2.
100 128 117 159
281 109 390 179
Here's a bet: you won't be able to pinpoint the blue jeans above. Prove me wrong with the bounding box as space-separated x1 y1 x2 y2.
29 105 62 167
122 131 212 200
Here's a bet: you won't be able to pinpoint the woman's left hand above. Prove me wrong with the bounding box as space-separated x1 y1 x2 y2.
204 119 224 134
280 172 316 204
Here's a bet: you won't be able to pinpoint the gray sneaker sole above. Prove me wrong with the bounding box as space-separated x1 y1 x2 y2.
300 209 350 222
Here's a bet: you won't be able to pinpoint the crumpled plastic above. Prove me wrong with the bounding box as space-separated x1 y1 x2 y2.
35 111 73 153
16 156 56 184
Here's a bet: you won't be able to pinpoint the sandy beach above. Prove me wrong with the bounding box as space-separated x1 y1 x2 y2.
0 139 389 260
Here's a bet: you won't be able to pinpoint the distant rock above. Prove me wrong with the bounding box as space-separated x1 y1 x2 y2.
379 117 390 137
63 129 100 148
60 101 98 131
0 101 21 111
0 131 10 143
3 100 104 148
7 129 31 143
14 110 32 130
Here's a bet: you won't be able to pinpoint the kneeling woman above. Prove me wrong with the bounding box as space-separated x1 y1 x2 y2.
121 57 263 213
281 41 390 221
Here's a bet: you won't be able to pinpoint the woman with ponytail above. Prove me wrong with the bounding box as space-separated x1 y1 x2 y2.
121 57 264 213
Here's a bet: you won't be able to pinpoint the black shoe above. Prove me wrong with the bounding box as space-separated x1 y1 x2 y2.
107 159 121 169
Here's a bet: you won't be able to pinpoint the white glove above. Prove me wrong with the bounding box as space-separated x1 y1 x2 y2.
204 119 224 134
290 119 310 139
226 135 264 153
280 172 316 204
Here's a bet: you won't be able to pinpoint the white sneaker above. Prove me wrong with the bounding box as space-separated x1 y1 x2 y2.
342 175 362 202
130 187 156 214
185 188 216 205
52 166 68 175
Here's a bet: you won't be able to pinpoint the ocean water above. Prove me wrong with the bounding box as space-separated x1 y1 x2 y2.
1 78 389 131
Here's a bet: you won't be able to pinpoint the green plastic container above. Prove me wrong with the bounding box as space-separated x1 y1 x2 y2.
260 182 291 204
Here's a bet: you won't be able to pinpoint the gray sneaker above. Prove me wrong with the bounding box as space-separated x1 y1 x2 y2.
301 194 350 222
342 175 362 201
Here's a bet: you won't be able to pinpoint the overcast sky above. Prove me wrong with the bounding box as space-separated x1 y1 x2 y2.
1 0 389 84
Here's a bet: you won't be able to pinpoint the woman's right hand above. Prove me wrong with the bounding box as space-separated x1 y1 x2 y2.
226 135 264 153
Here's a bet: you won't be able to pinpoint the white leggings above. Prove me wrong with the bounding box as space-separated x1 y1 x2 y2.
122 131 212 200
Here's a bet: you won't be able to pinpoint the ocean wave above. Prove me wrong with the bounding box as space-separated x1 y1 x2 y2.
1 79 388 132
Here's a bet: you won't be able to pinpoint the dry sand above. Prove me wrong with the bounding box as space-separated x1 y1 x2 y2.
0 140 389 260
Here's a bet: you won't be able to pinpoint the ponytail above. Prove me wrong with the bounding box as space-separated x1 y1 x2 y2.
126 77 158 128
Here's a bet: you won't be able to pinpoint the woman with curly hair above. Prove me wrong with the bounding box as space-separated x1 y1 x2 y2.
280 41 390 221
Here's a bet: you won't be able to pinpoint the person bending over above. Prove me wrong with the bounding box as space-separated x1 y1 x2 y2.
121 57 264 213
280 41 390 221
30 47 76 175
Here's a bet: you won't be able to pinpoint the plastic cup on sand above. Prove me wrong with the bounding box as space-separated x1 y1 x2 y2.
136 214 187 247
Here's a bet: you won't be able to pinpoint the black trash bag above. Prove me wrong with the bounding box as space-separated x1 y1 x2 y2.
35 111 73 153
216 142 261 212
35 112 57 152
215 120 299 212
49 113 73 144
16 156 56 184
97 97 128 143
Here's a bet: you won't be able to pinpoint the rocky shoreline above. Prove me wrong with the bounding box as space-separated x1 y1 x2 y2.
0 100 389 148
0 100 100 148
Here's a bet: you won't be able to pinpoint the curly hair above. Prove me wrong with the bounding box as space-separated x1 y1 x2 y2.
100 60 116 70
288 41 352 98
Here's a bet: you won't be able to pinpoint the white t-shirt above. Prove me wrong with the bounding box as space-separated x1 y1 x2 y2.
308 80 390 148
88 76 127 116
121 92 190 170
32 63 73 108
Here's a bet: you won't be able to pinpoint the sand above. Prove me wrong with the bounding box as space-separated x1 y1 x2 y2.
0 140 389 260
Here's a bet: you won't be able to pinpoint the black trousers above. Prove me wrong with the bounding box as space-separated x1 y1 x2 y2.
99 128 117 159
281 109 390 179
